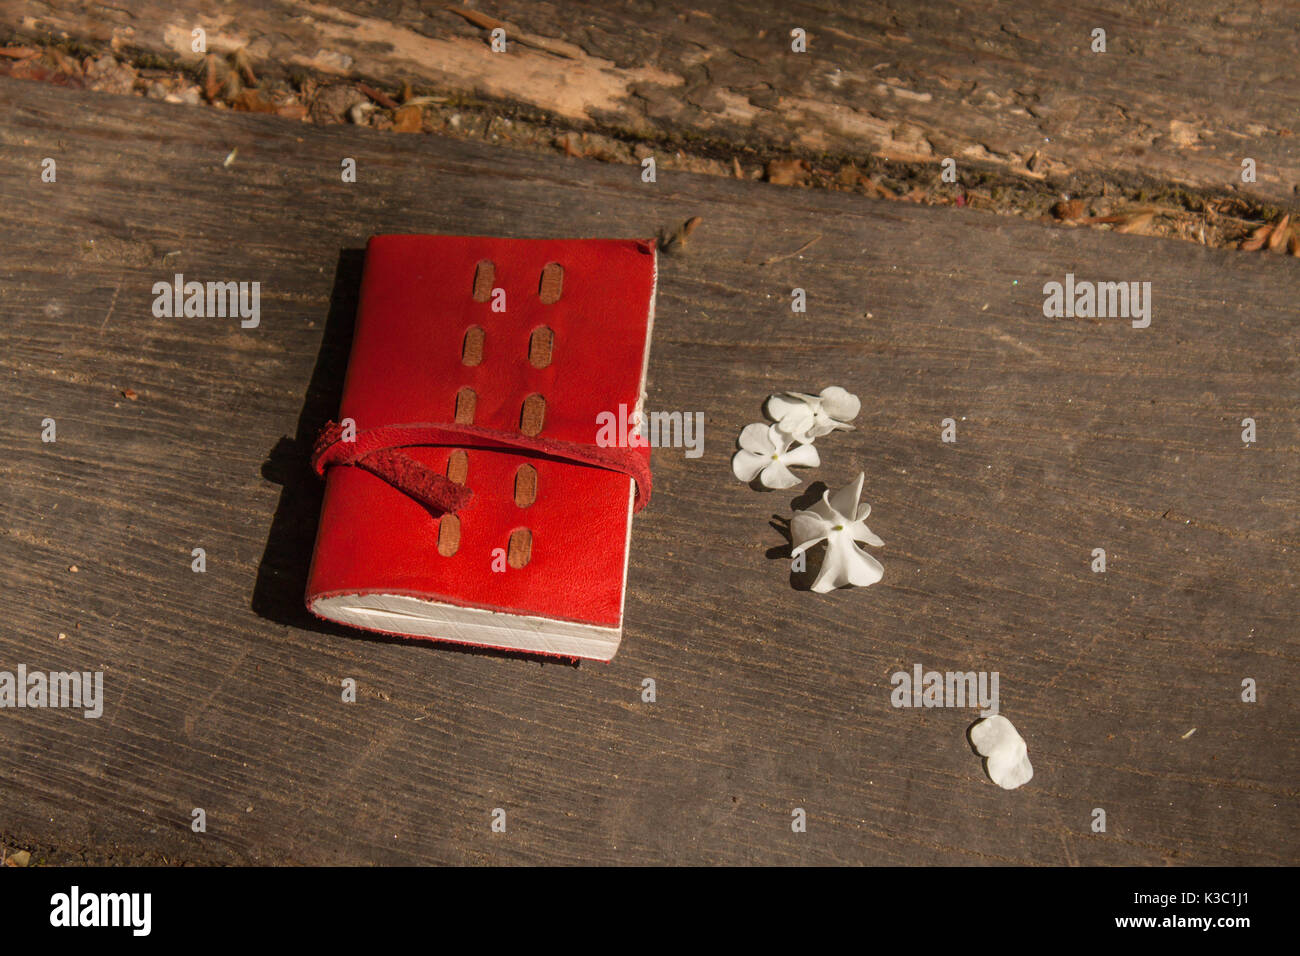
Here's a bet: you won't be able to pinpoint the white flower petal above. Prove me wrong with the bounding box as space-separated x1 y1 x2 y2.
760 460 801 489
737 422 776 455
809 491 837 522
765 394 803 420
827 472 865 522
809 537 852 592
790 511 833 555
776 415 818 445
986 748 1034 791
809 558 843 593
970 715 1034 790
809 535 883 591
731 449 767 483
807 415 840 438
765 423 793 454
781 443 820 468
841 540 884 586
818 386 860 423
848 519 884 548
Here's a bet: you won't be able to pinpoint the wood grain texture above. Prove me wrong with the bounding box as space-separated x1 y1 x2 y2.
5 0 1299 204
0 77 1296 865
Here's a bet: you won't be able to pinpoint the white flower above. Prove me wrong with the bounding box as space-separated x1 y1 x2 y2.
766 386 860 443
789 472 883 593
970 715 1034 790
732 423 820 489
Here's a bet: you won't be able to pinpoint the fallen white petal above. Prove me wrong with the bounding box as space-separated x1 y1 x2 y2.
848 518 884 548
773 407 818 444
818 385 861 423
810 537 883 592
828 472 865 519
780 443 821 469
760 459 801 489
764 394 807 422
789 512 832 556
731 449 767 482
970 715 1033 790
737 421 777 455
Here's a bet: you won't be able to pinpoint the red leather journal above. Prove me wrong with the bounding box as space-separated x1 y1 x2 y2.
305 235 657 661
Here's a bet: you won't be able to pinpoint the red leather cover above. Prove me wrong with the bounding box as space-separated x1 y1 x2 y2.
305 235 656 641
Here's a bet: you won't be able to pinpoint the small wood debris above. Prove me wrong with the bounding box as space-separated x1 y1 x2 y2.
447 5 504 30
122 388 137 400
201 54 224 102
760 235 821 266
556 132 580 157
358 83 399 110
1268 214 1290 250
231 89 276 114
232 47 257 87
658 216 702 255
1239 214 1298 253
765 158 811 186
1114 211 1155 235
1080 208 1158 235
1051 199 1086 221
445 4 581 58
392 105 423 133
309 84 367 124
83 54 136 96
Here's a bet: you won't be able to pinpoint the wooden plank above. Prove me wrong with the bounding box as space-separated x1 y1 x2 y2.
0 77 1296 865
6 0 1299 206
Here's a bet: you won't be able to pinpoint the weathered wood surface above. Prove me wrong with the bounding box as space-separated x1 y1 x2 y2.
0 77 1296 865
6 0 1300 205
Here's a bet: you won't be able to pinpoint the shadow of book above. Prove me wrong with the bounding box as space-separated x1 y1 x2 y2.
251 248 577 667
251 248 362 640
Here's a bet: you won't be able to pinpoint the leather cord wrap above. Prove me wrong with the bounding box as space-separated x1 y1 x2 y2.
311 420 652 514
